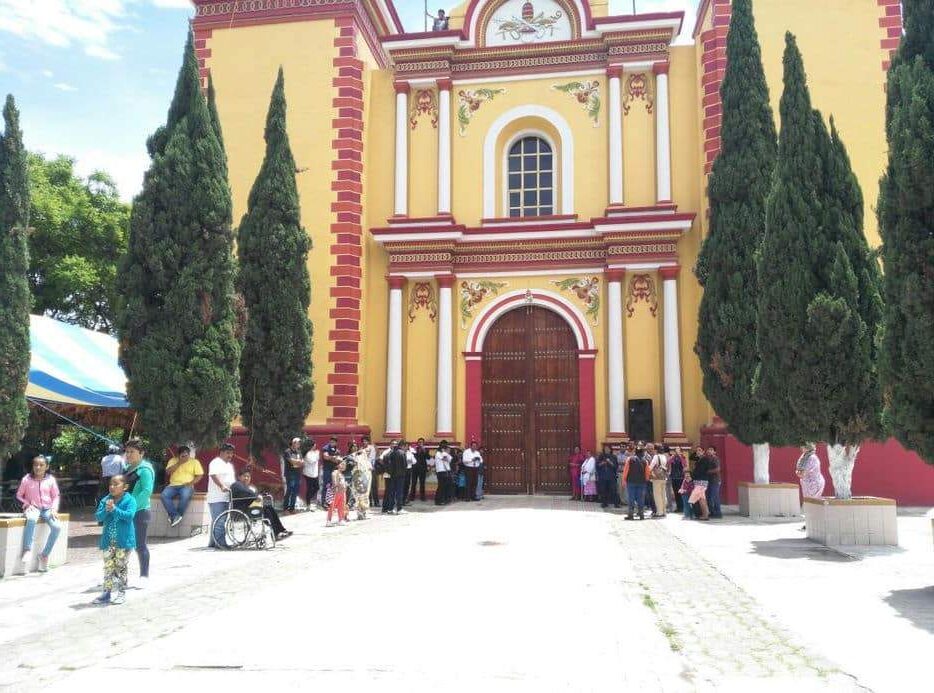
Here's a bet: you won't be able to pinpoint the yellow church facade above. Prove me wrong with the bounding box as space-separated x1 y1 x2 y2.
191 0 899 493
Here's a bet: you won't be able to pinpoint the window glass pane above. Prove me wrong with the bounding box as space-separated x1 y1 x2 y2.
523 138 537 154
524 190 537 206
509 208 521 218
508 174 521 190
540 205 553 216
539 140 552 153
540 172 553 188
540 189 553 206
523 155 537 170
524 173 537 188
510 141 523 156
509 192 520 207
508 156 521 172
541 154 553 171
526 207 539 217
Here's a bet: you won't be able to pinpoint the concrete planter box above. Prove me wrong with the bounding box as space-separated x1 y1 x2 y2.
148 492 211 539
738 482 801 518
0 513 70 577
804 496 898 546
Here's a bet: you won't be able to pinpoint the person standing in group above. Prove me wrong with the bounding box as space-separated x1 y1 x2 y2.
123 440 154 586
462 440 483 502
616 443 635 507
320 436 340 511
669 447 686 512
679 472 695 519
16 455 62 573
99 444 125 502
281 437 303 513
381 440 407 514
704 447 722 519
596 444 621 509
796 444 825 529
580 450 597 501
326 460 349 526
433 441 453 506
350 441 372 519
688 450 712 521
649 444 670 518
410 438 430 503
207 443 237 548
622 444 651 520
160 445 204 527
363 436 379 507
302 439 320 511
403 441 417 506
568 445 586 501
93 474 137 605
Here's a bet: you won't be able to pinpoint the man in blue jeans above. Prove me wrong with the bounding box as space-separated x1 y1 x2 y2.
207 444 237 548
705 446 723 519
160 446 203 527
622 445 652 520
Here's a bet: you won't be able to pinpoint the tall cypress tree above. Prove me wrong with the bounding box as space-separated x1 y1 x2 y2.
694 0 777 482
116 33 241 453
878 0 934 463
757 34 883 498
237 68 313 456
207 74 224 150
0 95 31 464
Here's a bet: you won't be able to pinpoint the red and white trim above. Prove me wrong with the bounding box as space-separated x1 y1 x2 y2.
878 0 903 73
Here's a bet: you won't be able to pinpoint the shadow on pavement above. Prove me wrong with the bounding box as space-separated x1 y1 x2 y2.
885 586 934 634
751 538 860 562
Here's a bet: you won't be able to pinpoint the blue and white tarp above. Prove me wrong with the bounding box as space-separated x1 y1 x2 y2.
27 315 129 408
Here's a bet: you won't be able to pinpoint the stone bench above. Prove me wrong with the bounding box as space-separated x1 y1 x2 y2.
0 513 70 578
804 496 898 546
738 482 801 518
148 492 211 539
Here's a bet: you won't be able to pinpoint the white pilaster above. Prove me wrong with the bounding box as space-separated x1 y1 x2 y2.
654 63 672 203
607 68 624 207
385 277 405 435
394 84 409 216
661 266 684 436
606 270 626 434
437 81 452 215
435 276 455 435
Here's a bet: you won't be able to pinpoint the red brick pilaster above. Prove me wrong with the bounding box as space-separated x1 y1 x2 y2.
698 0 732 175
193 27 213 87
878 0 903 73
327 15 365 425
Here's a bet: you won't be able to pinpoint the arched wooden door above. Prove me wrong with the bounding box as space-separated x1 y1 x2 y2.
481 306 579 494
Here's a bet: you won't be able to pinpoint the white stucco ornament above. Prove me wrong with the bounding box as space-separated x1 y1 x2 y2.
486 0 572 46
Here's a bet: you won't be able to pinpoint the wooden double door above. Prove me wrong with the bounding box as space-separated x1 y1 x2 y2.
481 306 579 494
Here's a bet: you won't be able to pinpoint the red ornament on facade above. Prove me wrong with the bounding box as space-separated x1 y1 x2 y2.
522 2 534 21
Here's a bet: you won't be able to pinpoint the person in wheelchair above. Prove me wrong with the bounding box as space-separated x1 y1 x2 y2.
230 468 292 540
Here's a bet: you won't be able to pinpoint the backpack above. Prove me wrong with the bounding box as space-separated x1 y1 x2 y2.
651 454 669 480
627 457 646 482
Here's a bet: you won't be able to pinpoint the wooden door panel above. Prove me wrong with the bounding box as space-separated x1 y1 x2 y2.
482 407 526 493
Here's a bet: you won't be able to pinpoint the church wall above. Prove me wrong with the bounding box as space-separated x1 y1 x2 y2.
408 89 441 219
200 20 338 428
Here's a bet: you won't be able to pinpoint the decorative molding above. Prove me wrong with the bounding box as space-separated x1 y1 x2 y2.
459 279 508 327
623 73 653 115
410 88 438 129
457 87 507 135
408 282 438 322
626 273 658 318
552 275 600 325
456 247 604 266
552 79 600 126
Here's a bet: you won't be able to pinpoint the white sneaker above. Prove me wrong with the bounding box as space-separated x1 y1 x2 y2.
170 515 182 527
20 550 32 570
396 509 407 515
38 555 49 573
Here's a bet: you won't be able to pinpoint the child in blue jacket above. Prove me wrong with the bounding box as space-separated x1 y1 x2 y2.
94 474 137 605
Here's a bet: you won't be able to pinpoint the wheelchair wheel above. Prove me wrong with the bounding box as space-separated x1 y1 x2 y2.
262 522 276 550
213 509 250 549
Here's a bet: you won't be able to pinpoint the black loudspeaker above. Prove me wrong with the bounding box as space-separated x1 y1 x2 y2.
628 399 654 443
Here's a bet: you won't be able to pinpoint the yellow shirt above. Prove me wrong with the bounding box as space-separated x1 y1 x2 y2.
167 457 204 486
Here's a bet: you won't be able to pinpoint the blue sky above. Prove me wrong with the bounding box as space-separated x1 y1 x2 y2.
0 0 696 200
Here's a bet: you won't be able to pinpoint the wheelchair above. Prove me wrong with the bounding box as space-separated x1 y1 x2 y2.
212 494 276 550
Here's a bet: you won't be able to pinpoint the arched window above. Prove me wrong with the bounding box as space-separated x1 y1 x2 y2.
506 136 554 218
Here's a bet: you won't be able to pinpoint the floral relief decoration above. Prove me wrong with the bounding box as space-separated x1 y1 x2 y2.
492 3 564 43
552 80 600 126
626 274 658 318
408 282 438 323
460 280 508 327
552 276 600 325
623 73 654 116
457 88 506 135
409 89 438 130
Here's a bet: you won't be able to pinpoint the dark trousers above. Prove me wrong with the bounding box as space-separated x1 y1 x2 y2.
435 471 450 505
409 462 427 501
304 476 319 507
464 466 479 500
382 476 405 512
707 480 722 518
134 509 151 577
597 479 619 506
284 469 301 511
626 483 646 517
264 507 286 535
671 478 684 511
369 473 379 506
402 469 412 505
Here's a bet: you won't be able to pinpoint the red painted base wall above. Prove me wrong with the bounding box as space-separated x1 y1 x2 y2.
700 428 934 506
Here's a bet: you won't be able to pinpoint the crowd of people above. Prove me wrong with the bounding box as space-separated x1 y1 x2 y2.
571 442 723 521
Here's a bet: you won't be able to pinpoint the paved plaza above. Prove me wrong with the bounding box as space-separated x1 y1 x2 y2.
1 497 931 692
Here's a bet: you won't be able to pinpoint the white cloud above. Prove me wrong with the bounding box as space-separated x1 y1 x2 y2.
150 0 193 9
70 146 150 201
53 82 78 91
0 0 127 60
42 69 54 78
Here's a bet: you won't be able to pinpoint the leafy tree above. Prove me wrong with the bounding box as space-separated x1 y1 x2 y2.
878 0 934 463
756 34 883 498
116 32 240 454
238 68 313 456
694 0 777 482
0 94 31 465
26 153 130 332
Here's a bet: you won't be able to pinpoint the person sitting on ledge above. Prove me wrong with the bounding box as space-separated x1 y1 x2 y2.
160 445 203 528
231 467 291 539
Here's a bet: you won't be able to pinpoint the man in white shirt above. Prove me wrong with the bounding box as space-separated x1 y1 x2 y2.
433 441 453 506
363 436 379 507
462 440 483 502
302 440 320 511
207 443 237 548
403 443 417 507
